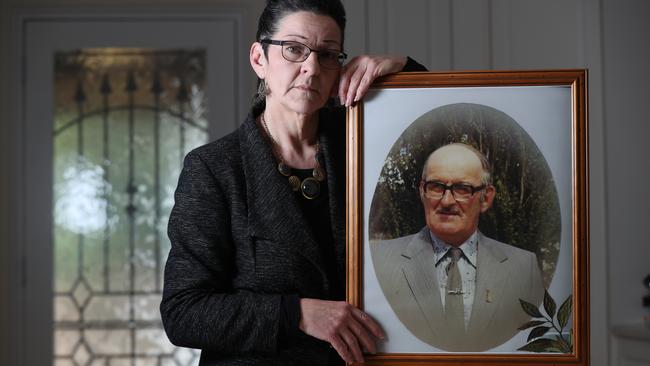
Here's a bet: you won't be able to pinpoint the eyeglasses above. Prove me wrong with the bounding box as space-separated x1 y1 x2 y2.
422 180 486 202
260 39 347 70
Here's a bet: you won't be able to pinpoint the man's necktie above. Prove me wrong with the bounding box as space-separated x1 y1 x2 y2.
445 247 465 336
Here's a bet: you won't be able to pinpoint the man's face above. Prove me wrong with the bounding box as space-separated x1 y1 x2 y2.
419 145 495 246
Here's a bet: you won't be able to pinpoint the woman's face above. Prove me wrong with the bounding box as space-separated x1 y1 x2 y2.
252 11 342 116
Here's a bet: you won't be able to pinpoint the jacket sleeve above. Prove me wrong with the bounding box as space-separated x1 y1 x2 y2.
403 56 428 72
160 148 290 354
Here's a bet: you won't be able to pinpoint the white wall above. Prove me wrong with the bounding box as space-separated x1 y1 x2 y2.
2 0 649 365
602 0 650 327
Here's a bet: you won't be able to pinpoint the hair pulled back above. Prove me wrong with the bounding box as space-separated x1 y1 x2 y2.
251 0 346 116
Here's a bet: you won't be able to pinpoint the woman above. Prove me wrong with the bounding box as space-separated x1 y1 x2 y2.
160 0 426 364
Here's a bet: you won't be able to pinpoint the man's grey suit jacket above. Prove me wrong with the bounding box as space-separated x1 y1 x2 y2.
371 227 544 351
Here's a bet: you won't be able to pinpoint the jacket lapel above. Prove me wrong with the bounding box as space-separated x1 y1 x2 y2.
467 233 511 335
399 228 445 334
238 115 327 284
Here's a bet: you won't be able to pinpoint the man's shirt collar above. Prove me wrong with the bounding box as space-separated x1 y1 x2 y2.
429 230 478 268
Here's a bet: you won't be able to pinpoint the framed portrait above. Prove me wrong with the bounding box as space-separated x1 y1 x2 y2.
346 70 588 365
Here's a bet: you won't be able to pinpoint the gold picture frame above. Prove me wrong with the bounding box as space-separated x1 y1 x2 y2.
346 70 588 365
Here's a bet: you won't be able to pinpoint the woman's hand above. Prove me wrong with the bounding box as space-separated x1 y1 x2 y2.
338 55 407 107
299 298 385 363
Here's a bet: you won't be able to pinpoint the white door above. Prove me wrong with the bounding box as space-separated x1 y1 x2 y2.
19 14 242 365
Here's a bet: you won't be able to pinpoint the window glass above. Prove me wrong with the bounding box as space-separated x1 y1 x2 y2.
53 48 207 366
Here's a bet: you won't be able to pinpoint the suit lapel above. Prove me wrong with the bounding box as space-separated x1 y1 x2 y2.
239 115 327 284
467 233 511 335
399 228 445 334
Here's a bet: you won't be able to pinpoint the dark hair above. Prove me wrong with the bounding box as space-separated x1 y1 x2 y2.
252 0 346 115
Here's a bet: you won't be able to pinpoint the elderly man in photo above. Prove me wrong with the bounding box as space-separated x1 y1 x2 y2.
371 143 544 351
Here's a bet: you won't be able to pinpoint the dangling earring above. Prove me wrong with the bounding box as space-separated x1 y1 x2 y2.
257 79 270 98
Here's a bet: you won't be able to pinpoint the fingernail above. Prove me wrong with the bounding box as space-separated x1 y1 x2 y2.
354 94 360 102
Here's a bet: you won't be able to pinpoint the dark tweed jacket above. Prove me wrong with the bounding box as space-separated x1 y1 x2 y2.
160 107 346 365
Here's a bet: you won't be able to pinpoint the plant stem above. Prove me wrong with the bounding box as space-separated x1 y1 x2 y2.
547 316 571 351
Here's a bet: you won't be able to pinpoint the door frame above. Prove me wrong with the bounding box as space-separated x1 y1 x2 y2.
2 5 256 364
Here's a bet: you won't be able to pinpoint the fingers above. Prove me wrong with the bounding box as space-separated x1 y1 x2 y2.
353 308 386 342
325 317 364 363
332 306 384 363
330 333 356 364
349 317 377 355
340 326 364 363
298 299 384 363
339 56 372 107
338 55 408 107
337 66 351 105
339 61 370 107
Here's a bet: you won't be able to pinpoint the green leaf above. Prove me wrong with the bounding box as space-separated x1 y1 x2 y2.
517 338 565 353
557 295 573 329
518 320 548 330
554 335 572 353
543 289 557 318
527 326 552 342
519 298 544 318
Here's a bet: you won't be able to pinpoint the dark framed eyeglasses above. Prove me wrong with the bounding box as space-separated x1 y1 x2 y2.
422 180 486 202
260 39 347 70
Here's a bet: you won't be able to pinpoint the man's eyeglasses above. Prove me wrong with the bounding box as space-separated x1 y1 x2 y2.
260 39 347 70
422 180 486 202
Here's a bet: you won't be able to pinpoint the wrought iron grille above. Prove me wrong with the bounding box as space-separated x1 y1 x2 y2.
53 49 207 366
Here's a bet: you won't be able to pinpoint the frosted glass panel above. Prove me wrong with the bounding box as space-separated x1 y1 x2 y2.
53 48 207 366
